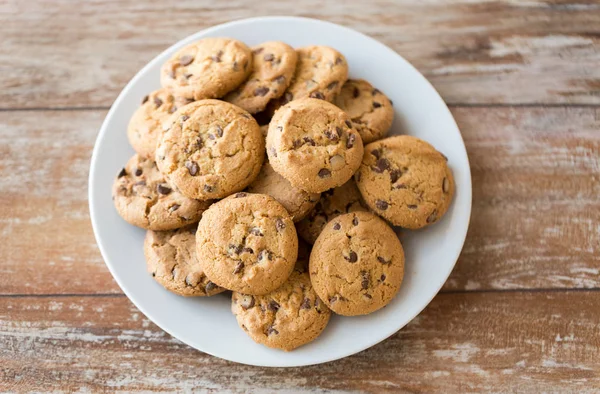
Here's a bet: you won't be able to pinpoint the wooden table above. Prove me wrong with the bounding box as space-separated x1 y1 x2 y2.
1 1 599 392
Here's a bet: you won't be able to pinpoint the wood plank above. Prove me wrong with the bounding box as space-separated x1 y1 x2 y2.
0 106 598 295
1 292 599 392
1 0 599 109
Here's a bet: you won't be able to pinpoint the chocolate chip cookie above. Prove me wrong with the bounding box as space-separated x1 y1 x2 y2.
144 225 225 297
196 193 298 295
224 41 297 114
155 99 264 200
231 269 330 351
309 211 405 316
246 161 320 222
355 135 455 229
160 37 252 100
266 98 364 193
112 154 211 230
334 79 394 144
127 88 193 159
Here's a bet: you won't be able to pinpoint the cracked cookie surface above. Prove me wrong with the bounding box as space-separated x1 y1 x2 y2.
246 161 320 222
112 154 211 230
355 135 455 229
231 268 330 351
127 88 194 159
144 225 225 297
296 179 368 244
196 193 298 295
160 37 252 100
156 99 264 200
309 211 405 316
334 79 394 144
266 98 364 193
224 41 297 114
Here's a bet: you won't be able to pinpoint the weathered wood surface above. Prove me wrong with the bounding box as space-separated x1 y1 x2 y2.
1 107 597 295
1 0 599 109
1 292 599 392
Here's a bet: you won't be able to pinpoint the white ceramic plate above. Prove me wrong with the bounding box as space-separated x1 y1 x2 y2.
89 16 472 367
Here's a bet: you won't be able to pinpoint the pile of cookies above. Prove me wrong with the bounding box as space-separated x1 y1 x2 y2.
113 37 455 351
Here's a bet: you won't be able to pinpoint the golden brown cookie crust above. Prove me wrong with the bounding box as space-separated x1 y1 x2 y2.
144 225 225 297
160 37 252 100
196 193 298 295
309 211 405 316
156 99 264 200
355 135 455 229
224 41 297 114
266 98 364 193
112 154 211 231
334 79 394 144
231 270 330 351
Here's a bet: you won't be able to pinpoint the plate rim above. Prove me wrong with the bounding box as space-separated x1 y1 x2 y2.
89 15 472 367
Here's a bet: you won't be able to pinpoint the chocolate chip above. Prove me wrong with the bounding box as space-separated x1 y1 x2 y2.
211 50 223 62
372 88 381 95
327 81 338 90
267 326 279 335
118 168 127 178
154 97 163 108
249 227 263 236
352 216 359 226
380 274 386 282
309 91 325 100
232 61 239 71
235 192 247 198
443 177 450 193
303 137 316 146
372 158 390 173
373 101 382 108
345 120 352 128
293 139 303 149
263 53 274 61
427 210 438 223
333 222 341 230
318 168 331 178
142 95 149 104
216 125 223 138
390 169 401 183
151 272 156 277
375 200 389 210
134 180 146 187
240 295 255 309
275 75 285 84
394 184 407 190
283 92 293 104
352 87 360 98
208 133 216 140
157 184 172 195
276 126 283 132
179 55 194 66
276 218 286 232
377 256 390 265
329 296 338 304
168 106 177 114
233 261 244 274
258 249 272 261
344 251 358 263
168 204 180 212
229 244 243 255
301 298 311 309
254 87 269 96
195 138 203 149
335 57 343 65
361 271 370 290
324 129 339 142
408 204 418 209
371 149 381 159
268 300 280 312
242 247 254 254
253 47 264 54
181 115 189 122
269 147 277 158
346 133 356 149
203 184 214 193
185 161 199 176
134 168 143 176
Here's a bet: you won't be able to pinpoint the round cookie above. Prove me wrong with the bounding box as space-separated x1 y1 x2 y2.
355 135 455 229
266 98 364 193
127 89 193 159
156 100 264 200
246 161 320 222
334 80 394 144
160 37 252 100
144 225 225 297
309 211 405 316
112 154 211 231
231 269 330 351
224 41 297 114
196 193 298 295
296 179 368 244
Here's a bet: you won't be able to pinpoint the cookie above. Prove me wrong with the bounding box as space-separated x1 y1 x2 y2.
334 80 394 144
224 41 297 114
296 179 368 244
144 225 225 297
309 211 405 316
112 154 211 231
160 37 252 100
246 161 320 222
231 269 330 351
355 135 455 229
266 98 364 193
155 100 264 200
196 193 298 295
127 89 193 159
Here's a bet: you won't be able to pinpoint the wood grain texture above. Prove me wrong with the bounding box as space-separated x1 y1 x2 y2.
1 0 599 109
1 292 599 392
0 106 597 295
